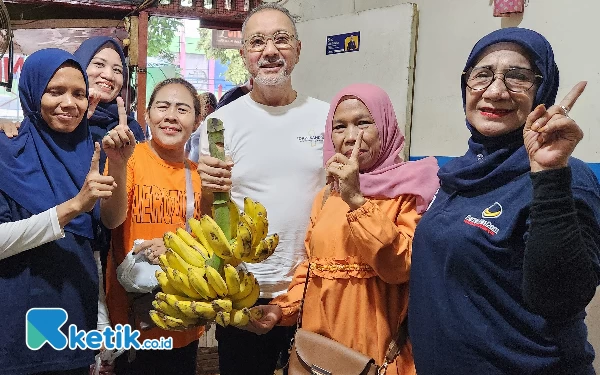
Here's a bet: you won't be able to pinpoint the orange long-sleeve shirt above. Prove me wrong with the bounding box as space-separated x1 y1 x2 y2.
272 188 419 374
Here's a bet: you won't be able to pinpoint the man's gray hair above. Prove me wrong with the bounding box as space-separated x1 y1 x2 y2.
241 3 299 39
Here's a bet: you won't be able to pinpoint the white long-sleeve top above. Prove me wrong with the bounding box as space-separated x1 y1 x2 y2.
95 251 111 331
0 206 64 259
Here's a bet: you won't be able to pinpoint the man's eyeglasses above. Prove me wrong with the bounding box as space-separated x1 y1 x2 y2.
463 67 543 93
243 31 297 52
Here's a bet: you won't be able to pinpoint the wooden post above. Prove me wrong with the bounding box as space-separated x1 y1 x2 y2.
128 16 139 66
136 11 149 130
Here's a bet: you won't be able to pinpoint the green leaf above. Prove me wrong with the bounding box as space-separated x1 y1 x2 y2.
148 16 183 61
197 28 250 85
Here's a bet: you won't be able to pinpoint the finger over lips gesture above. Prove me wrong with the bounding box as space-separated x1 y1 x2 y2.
325 130 367 210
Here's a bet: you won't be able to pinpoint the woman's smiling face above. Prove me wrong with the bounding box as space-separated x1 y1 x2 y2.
86 45 124 103
40 64 88 133
465 42 537 137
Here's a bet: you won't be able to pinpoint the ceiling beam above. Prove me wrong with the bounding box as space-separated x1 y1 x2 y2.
11 19 122 29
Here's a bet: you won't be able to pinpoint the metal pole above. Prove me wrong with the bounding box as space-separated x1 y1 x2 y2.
136 11 149 131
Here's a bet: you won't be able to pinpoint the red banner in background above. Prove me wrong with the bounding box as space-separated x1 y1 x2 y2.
1 55 25 82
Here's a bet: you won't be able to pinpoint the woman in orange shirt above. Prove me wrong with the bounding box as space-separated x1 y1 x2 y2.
102 78 204 375
248 83 439 374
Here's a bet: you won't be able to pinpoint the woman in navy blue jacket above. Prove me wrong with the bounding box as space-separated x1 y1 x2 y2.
0 48 134 375
73 36 145 173
409 28 600 374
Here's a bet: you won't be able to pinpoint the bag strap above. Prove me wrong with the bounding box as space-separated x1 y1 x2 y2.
183 160 195 231
378 318 408 374
321 184 331 210
296 185 331 328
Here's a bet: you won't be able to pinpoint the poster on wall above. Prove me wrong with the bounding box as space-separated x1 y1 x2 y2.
326 31 360 55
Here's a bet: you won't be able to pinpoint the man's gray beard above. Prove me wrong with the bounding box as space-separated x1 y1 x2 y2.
253 69 291 86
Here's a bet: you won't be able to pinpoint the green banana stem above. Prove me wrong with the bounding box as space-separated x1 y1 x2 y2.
206 118 230 271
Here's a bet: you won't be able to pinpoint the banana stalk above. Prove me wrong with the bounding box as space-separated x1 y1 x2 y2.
206 118 232 271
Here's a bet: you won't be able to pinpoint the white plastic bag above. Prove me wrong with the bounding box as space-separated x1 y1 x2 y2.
116 239 161 293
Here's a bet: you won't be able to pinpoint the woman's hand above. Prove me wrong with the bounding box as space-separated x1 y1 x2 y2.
238 305 282 335
0 120 20 138
523 82 586 172
74 143 117 213
133 238 168 265
102 97 136 167
58 143 117 227
325 130 366 210
87 87 102 120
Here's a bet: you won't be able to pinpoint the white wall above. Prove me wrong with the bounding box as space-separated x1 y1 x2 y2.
283 0 600 162
277 0 600 370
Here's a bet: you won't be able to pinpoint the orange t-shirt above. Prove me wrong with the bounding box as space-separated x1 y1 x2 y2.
105 142 204 348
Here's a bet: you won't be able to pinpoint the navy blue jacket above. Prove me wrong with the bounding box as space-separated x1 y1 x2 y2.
409 160 600 374
0 192 98 374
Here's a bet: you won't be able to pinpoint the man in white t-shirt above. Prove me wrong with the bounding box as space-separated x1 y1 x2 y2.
194 3 329 375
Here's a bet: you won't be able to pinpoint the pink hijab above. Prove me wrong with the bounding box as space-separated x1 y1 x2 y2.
323 83 440 213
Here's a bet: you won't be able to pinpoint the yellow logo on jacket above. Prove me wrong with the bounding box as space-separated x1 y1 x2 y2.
482 202 503 219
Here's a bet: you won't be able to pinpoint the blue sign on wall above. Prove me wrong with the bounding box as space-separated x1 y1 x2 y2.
326 31 360 55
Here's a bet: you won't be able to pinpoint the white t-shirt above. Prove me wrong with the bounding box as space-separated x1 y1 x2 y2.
199 93 329 298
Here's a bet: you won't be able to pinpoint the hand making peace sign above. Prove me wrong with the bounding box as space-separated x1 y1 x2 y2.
102 97 136 166
325 130 367 210
523 81 587 172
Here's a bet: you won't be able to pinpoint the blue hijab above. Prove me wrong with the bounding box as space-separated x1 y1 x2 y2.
74 37 144 142
439 28 560 192
0 48 96 239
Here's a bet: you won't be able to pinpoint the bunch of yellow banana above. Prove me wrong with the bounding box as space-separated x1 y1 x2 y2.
151 265 261 329
149 197 276 330
150 230 262 329
187 197 279 264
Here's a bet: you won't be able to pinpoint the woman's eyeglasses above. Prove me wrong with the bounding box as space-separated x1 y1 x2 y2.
463 67 543 93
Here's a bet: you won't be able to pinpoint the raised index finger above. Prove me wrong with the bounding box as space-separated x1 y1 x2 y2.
559 81 587 112
350 130 364 160
116 97 127 126
89 142 101 174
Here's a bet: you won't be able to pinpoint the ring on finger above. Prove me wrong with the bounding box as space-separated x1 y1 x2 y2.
337 164 343 170
560 105 570 117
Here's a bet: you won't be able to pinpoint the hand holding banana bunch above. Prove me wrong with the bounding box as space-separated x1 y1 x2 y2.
148 197 277 331
197 197 279 265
